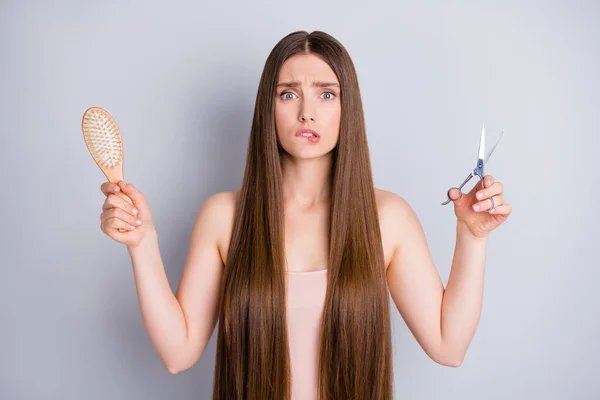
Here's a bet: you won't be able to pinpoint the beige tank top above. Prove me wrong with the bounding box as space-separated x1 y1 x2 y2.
285 268 328 400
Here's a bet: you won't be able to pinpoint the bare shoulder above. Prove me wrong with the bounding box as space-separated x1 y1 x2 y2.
198 189 239 264
200 190 239 218
374 188 418 270
374 188 416 218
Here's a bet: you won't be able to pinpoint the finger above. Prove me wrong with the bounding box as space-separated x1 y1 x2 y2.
117 181 146 210
113 189 134 207
103 193 139 216
104 216 137 233
473 195 504 212
488 203 512 215
475 181 504 201
100 182 121 197
483 175 494 188
448 188 461 201
103 208 142 227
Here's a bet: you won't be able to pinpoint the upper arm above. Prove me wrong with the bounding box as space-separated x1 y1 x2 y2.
174 191 235 370
383 192 446 363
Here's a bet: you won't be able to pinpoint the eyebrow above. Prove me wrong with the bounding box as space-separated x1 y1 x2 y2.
276 81 340 89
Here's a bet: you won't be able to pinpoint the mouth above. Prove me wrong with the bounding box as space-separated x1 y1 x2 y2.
295 129 320 140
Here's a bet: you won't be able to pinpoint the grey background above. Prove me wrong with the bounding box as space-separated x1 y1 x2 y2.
1 0 598 399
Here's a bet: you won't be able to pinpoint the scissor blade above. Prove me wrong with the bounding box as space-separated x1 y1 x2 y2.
485 130 504 162
478 124 485 160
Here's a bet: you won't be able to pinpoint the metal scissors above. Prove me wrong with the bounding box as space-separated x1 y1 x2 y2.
441 124 503 206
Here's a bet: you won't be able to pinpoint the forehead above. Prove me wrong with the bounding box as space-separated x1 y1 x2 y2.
278 53 338 84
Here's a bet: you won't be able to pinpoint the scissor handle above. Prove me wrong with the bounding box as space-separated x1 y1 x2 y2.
441 170 484 205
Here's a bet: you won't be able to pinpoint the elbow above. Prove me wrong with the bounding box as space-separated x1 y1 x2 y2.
164 344 203 375
166 363 191 375
164 359 192 375
167 365 182 375
432 353 463 367
437 351 465 367
433 345 464 367
439 357 464 368
163 343 197 374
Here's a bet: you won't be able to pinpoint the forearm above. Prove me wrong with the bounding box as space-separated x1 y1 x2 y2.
439 220 489 365
127 229 189 372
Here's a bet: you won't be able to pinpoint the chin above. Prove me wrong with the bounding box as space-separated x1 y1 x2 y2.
282 141 337 160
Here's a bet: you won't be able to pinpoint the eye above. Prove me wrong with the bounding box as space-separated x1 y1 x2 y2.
321 92 336 100
280 91 297 100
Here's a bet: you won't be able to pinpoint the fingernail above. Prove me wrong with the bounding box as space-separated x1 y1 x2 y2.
132 208 138 215
135 219 142 225
473 204 480 211
129 225 136 230
476 192 483 199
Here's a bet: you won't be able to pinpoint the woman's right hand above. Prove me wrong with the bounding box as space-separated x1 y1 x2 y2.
100 181 155 248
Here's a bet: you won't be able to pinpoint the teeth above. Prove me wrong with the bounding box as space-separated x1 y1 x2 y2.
300 133 316 137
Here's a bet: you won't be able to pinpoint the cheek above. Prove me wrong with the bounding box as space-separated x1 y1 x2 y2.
274 105 282 129
324 106 341 137
275 104 293 132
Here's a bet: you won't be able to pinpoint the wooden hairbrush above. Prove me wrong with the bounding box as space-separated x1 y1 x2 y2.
82 106 133 232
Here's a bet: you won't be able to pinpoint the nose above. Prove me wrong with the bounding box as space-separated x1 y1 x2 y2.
298 98 316 122
299 114 315 122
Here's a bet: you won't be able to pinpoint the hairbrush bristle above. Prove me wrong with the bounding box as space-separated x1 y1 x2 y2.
82 108 122 168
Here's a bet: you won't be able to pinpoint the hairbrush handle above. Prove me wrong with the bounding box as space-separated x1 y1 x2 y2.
112 186 133 204
114 187 134 233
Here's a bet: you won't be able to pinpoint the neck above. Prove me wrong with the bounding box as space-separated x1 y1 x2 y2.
281 152 332 210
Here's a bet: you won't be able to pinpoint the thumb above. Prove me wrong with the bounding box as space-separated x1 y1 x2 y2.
117 181 148 212
449 187 470 208
448 188 462 202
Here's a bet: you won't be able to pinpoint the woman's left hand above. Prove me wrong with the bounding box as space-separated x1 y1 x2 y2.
447 175 512 238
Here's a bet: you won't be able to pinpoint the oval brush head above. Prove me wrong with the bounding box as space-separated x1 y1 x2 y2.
82 106 133 232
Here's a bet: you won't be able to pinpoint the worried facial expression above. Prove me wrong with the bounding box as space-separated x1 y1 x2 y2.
274 53 341 159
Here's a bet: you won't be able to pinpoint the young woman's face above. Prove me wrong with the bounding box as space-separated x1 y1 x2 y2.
274 53 341 159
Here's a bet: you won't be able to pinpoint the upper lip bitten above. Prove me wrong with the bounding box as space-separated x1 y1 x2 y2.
295 128 320 137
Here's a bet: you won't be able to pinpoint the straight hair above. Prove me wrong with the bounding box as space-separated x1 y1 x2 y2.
213 30 393 399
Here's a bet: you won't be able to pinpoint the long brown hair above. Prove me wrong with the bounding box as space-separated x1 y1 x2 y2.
213 30 393 399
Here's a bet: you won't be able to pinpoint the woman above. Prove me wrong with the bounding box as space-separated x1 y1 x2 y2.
99 30 511 400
